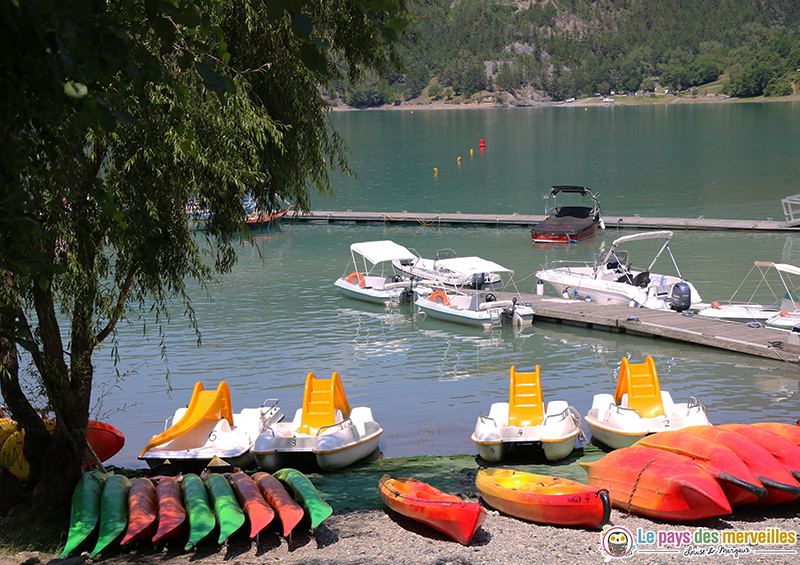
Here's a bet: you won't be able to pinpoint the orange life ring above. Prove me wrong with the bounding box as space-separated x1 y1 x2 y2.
429 291 450 305
347 272 366 287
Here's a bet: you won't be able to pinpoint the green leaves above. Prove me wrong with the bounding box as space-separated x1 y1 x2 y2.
64 81 89 98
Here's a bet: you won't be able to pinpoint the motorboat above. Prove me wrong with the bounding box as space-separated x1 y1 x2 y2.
391 247 501 289
334 240 418 305
535 230 701 311
696 261 800 323
471 365 584 462
585 356 710 449
415 257 534 329
252 372 382 471
139 381 283 472
530 185 604 243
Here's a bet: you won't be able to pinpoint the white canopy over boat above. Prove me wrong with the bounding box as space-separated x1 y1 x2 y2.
598 230 674 272
350 240 417 264
433 257 514 277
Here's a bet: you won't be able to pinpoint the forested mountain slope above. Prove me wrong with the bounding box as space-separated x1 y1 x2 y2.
331 0 800 107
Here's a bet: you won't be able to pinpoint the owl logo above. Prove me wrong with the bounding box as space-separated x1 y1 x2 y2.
600 525 635 559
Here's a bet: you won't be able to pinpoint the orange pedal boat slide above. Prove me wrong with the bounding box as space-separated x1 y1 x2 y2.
379 474 487 545
476 468 610 529
582 445 732 521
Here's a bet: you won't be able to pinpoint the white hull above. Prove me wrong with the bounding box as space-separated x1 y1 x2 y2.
334 278 412 304
471 402 582 462
416 291 533 329
696 303 777 321
585 393 710 450
253 407 383 471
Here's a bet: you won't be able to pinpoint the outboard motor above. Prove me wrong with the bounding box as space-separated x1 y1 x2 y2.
473 272 485 290
500 297 518 327
667 282 692 312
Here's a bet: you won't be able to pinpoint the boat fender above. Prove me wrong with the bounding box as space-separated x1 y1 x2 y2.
536 280 544 295
429 291 450 305
347 272 366 287
711 301 721 309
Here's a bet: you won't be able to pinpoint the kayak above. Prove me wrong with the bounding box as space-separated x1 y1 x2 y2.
379 474 487 545
581 445 732 521
719 424 800 481
635 430 767 506
274 468 333 530
475 468 609 529
60 471 106 558
685 425 800 506
205 473 245 544
253 471 305 536
229 472 275 539
91 474 131 558
121 477 158 545
181 473 216 550
753 422 800 446
152 476 187 543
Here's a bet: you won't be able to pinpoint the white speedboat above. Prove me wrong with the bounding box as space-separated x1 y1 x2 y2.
471 365 584 462
139 381 283 472
696 261 800 324
535 231 702 311
415 257 534 329
252 372 382 471
391 248 501 289
334 240 418 304
585 356 710 449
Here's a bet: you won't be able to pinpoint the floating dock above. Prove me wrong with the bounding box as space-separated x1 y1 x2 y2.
288 210 799 232
499 293 800 363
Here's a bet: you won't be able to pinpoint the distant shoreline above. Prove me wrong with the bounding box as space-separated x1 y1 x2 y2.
328 91 800 111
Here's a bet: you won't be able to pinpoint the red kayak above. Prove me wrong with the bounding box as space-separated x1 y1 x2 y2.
686 426 800 506
582 446 731 521
121 477 158 545
720 424 800 481
253 471 304 537
636 430 766 506
379 474 487 545
152 476 187 543
229 472 275 539
753 422 800 446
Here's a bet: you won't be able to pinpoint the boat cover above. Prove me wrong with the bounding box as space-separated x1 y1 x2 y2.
433 257 513 276
350 240 416 265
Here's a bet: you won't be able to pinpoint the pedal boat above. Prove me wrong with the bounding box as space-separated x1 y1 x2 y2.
476 468 610 529
252 372 382 471
379 474 487 545
471 365 583 462
585 356 710 450
139 381 282 472
334 240 418 305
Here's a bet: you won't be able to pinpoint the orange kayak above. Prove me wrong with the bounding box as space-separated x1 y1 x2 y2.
753 422 800 446
476 468 610 529
379 474 487 545
229 472 275 539
252 471 304 537
152 476 187 543
582 445 731 521
635 430 766 505
121 477 158 545
720 424 800 481
686 425 800 506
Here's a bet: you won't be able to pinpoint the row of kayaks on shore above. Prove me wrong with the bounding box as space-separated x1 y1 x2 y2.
61 467 330 558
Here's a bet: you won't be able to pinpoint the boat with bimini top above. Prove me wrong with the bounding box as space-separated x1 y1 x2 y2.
334 240 418 305
530 185 604 244
391 247 502 290
535 230 701 311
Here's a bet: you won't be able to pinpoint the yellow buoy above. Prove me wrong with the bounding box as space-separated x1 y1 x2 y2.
457 156 461 162
470 148 473 155
434 168 438 175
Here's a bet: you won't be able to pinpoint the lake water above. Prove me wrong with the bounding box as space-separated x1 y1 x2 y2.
94 102 800 468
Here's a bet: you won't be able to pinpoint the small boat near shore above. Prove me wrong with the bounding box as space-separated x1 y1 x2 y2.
584 356 710 449
334 240 418 305
252 372 382 471
391 247 502 289
471 365 583 462
139 381 283 472
476 468 610 529
530 185 603 244
379 474 487 545
535 230 701 311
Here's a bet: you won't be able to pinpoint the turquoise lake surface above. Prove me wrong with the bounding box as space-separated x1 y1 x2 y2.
90 102 800 468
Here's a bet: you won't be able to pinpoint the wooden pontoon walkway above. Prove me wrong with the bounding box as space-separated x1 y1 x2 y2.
288 210 799 232
499 293 800 363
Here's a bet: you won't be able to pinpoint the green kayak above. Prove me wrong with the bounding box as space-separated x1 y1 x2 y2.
204 473 245 544
60 471 107 558
90 474 131 558
181 473 216 550
274 468 333 530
